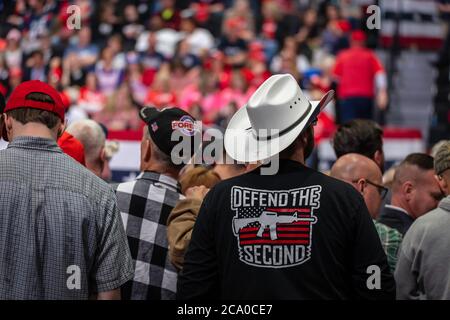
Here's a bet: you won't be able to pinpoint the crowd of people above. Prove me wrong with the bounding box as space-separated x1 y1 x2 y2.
0 74 449 300
0 0 449 301
1 0 387 134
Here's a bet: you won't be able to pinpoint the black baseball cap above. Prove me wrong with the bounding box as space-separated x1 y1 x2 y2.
139 106 200 163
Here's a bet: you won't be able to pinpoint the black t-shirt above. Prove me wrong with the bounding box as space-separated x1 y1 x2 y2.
218 37 248 57
438 0 450 20
178 160 395 300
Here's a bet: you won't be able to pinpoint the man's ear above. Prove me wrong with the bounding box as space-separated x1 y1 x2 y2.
143 139 152 162
57 120 66 138
403 181 413 201
300 128 311 146
4 113 13 134
245 161 261 172
357 178 365 195
374 150 383 169
436 174 448 196
99 147 107 172
100 148 106 161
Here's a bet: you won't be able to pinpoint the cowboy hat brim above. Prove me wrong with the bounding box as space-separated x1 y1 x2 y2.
224 90 334 163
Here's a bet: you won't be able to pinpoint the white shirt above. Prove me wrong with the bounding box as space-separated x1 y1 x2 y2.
185 28 215 56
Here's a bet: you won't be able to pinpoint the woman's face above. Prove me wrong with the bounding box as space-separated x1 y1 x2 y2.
117 85 133 110
7 38 20 48
108 38 122 53
86 73 97 89
189 104 202 120
326 5 339 20
231 73 245 90
199 73 216 93
283 37 297 51
102 48 114 64
125 5 138 22
235 0 249 12
304 9 317 26
128 63 140 74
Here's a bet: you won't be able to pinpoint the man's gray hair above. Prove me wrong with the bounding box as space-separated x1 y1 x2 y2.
66 119 106 163
434 140 450 176
143 125 182 170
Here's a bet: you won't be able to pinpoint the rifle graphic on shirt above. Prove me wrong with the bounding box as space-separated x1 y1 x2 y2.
233 211 317 240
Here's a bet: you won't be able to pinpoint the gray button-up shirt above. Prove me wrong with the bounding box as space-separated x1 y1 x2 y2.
0 136 134 299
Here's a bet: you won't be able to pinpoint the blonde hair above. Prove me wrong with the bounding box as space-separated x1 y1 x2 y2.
179 166 221 194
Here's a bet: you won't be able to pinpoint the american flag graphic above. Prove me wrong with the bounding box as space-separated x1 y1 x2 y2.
235 207 315 246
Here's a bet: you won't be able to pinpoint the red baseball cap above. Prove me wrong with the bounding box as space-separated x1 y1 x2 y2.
351 30 367 43
57 131 86 166
59 91 71 111
5 80 65 119
3 80 65 141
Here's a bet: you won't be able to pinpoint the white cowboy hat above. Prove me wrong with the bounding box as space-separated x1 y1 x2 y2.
224 73 334 162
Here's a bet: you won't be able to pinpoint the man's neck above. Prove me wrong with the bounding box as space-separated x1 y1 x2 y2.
12 125 56 141
85 161 103 178
388 197 411 216
351 44 365 49
285 150 305 165
142 163 179 180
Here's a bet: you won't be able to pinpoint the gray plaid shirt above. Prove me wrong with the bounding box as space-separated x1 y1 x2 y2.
0 136 134 300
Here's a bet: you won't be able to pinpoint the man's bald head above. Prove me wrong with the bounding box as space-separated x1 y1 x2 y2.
331 153 382 184
66 119 106 177
331 153 383 218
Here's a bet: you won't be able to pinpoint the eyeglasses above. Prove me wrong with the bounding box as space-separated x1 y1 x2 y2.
353 179 389 200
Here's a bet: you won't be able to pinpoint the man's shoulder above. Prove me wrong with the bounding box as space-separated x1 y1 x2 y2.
115 176 182 202
337 48 355 60
0 147 110 192
342 47 373 59
410 207 450 234
400 208 446 254
114 179 138 195
211 167 358 197
0 149 115 213
62 155 114 197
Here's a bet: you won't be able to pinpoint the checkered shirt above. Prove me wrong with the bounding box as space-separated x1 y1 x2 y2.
374 220 403 272
115 171 183 300
0 136 134 300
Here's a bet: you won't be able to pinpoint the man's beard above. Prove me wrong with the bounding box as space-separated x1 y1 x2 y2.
303 126 315 160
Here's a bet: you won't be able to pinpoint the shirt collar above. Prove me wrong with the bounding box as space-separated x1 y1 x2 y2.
7 136 62 153
438 196 450 212
137 171 181 193
385 204 410 216
251 159 307 175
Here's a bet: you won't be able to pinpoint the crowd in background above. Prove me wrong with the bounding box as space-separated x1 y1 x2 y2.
0 0 387 137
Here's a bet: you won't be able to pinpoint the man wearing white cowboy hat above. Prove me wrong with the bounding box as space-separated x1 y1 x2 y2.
177 74 395 300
